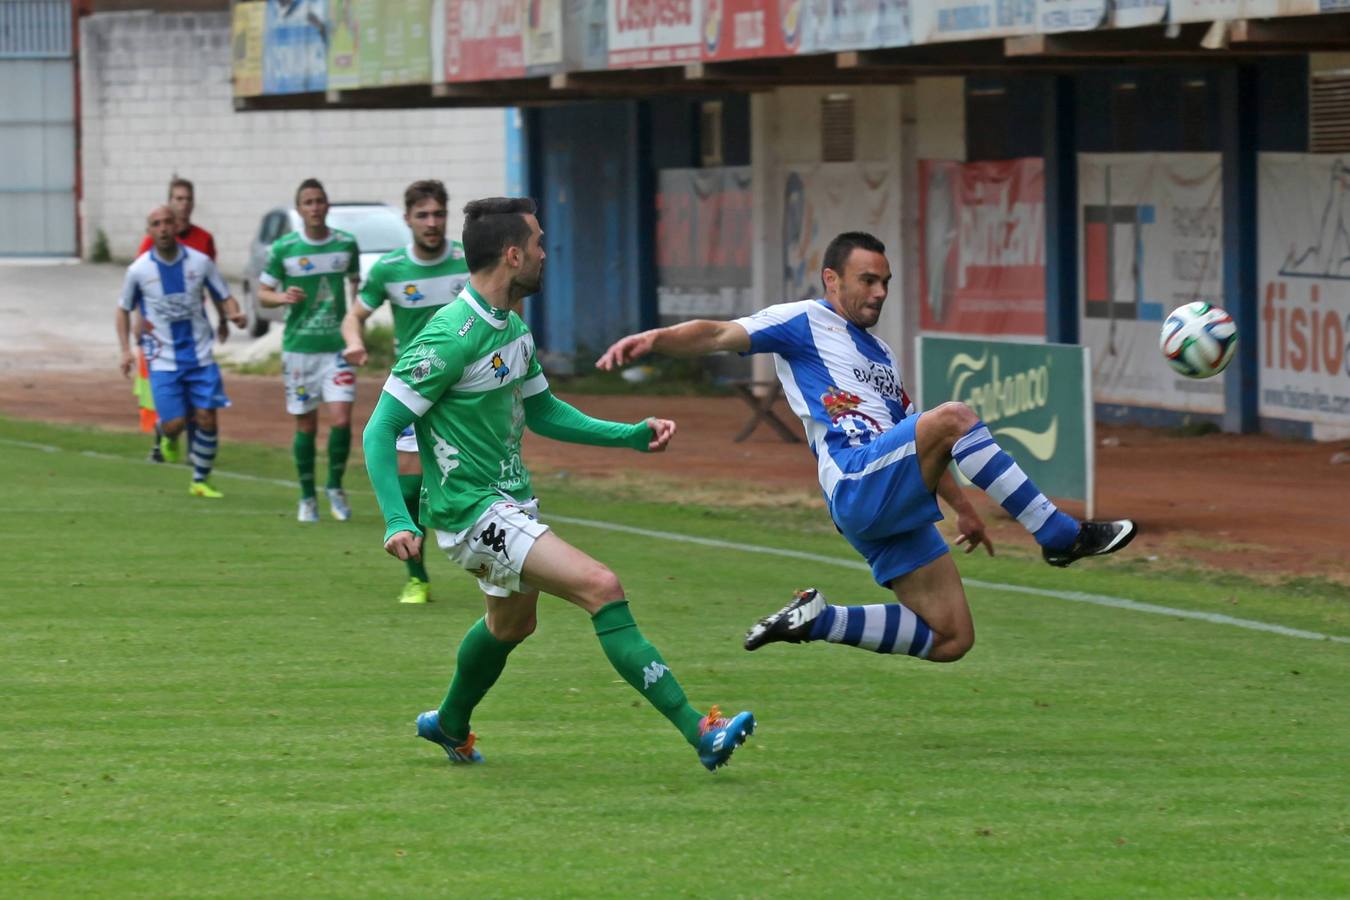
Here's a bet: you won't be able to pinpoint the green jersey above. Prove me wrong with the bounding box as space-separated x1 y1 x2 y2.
262 228 360 353
383 284 545 533
357 241 469 354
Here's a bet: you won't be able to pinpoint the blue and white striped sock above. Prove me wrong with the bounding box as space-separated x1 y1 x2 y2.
808 603 934 658
190 428 218 482
951 422 1079 550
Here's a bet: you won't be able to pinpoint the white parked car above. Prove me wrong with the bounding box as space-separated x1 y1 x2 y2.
239 202 411 336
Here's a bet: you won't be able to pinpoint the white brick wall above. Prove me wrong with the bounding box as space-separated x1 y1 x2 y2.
79 11 508 277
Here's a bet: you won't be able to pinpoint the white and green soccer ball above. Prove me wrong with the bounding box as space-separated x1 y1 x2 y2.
1159 302 1238 379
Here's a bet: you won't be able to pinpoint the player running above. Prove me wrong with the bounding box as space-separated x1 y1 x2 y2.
257 178 361 524
362 197 755 770
116 204 245 498
598 231 1136 664
341 180 469 605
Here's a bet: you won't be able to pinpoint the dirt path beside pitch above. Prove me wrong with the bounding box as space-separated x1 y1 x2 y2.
1 371 1346 585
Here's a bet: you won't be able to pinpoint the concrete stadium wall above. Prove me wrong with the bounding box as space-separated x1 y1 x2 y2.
78 11 508 277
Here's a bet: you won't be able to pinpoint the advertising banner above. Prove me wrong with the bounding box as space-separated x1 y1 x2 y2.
1257 154 1350 438
232 1 266 97
608 0 701 67
702 0 790 60
524 0 565 68
327 0 374 88
557 0 609 71
263 0 329 95
381 0 434 84
798 0 910 53
1111 0 1166 27
1036 0 1106 31
1168 0 1318 22
919 158 1046 338
918 336 1093 511
446 0 525 81
782 163 900 303
911 0 1035 43
656 167 754 319
1078 153 1225 413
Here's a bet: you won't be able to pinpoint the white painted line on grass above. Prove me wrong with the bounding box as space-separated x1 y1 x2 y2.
4 436 1347 645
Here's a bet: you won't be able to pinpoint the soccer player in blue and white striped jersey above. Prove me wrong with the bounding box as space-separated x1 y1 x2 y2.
116 205 245 499
598 231 1135 665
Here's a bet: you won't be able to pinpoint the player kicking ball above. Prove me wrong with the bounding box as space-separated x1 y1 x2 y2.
598 231 1136 664
363 197 754 770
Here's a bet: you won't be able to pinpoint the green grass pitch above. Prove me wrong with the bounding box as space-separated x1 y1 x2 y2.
1 417 1346 897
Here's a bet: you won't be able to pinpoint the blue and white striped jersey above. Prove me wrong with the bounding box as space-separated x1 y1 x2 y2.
733 299 917 501
119 246 229 372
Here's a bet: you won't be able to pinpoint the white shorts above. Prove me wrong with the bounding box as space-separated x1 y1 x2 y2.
282 350 356 415
396 425 418 454
435 498 549 598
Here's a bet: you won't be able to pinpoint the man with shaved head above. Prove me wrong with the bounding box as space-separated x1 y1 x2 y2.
116 205 246 499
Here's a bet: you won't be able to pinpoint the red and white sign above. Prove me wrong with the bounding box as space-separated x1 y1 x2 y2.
918 158 1046 337
445 0 525 81
702 0 791 60
609 0 702 68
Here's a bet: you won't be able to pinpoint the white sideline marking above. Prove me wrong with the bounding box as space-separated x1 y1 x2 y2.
4 437 1347 645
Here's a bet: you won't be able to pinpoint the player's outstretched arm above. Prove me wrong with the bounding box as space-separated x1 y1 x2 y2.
596 320 751 370
523 388 667 452
362 392 424 559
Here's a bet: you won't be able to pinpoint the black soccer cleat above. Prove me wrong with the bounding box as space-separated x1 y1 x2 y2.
744 588 827 651
1042 519 1138 568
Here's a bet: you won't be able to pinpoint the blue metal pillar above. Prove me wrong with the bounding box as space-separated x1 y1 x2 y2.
1043 74 1078 345
1219 65 1259 433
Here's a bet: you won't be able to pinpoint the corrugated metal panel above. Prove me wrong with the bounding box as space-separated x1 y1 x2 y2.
0 0 71 59
1310 72 1350 154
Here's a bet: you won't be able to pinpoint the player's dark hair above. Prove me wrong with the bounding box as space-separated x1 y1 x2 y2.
295 177 327 206
405 179 448 211
461 197 537 273
822 231 886 288
167 177 194 199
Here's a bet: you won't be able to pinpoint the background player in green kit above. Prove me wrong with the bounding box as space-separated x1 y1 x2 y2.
258 178 362 524
342 180 469 605
362 197 756 771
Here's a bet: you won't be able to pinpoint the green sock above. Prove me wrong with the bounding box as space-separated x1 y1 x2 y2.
399 473 429 582
438 617 519 741
591 600 704 746
327 425 351 490
293 431 316 499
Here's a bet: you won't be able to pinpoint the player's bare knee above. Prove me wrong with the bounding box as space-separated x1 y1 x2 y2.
936 401 979 437
928 630 975 663
578 563 624 609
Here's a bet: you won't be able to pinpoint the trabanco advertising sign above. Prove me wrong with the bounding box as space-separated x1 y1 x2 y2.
917 336 1094 513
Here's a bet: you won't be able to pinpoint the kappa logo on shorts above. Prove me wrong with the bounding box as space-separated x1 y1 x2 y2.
476 523 509 558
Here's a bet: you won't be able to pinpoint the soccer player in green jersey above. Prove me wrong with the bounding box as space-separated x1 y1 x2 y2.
362 197 756 771
258 178 361 524
342 179 469 605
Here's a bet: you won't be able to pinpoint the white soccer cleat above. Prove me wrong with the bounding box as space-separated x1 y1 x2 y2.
297 497 320 523
326 487 351 522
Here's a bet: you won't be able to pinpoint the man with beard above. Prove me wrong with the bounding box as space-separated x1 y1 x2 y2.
598 231 1137 672
342 180 469 605
362 197 756 771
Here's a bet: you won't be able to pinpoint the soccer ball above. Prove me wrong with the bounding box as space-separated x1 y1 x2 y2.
1159 302 1238 378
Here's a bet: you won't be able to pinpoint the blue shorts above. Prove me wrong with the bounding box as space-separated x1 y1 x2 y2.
828 412 948 586
148 363 230 422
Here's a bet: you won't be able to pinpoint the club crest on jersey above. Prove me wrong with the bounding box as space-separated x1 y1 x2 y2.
298 257 315 271
402 284 424 303
822 386 881 447
491 352 510 383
